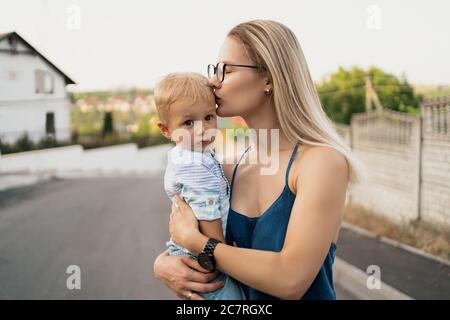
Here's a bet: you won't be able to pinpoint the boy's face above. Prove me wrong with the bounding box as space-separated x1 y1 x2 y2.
158 100 218 152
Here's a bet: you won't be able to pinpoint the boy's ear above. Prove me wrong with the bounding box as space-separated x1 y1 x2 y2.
157 121 171 139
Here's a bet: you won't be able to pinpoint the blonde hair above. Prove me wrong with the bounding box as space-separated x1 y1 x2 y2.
154 72 215 122
228 20 367 187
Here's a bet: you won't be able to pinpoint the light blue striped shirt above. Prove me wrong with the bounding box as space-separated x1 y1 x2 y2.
164 144 230 254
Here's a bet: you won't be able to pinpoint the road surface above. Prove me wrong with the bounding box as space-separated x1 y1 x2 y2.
0 176 356 299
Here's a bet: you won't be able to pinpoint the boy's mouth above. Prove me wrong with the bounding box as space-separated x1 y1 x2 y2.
200 136 215 145
202 140 211 146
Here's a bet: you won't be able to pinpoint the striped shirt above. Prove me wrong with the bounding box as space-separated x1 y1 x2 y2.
164 144 230 254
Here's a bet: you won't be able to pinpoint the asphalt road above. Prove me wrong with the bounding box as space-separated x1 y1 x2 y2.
0 176 355 300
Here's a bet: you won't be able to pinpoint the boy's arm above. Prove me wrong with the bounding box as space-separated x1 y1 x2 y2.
176 163 226 243
199 220 226 243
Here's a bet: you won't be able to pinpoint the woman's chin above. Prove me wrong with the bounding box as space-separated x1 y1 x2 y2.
217 104 232 117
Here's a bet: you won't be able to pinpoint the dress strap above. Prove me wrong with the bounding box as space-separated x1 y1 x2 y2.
229 145 251 199
285 142 300 186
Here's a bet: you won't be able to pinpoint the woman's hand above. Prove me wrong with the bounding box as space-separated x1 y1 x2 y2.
169 195 205 253
153 250 224 300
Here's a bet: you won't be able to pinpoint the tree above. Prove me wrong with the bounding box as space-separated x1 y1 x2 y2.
102 112 114 138
316 66 423 124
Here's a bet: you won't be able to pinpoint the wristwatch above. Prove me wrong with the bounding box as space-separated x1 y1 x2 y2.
197 238 221 272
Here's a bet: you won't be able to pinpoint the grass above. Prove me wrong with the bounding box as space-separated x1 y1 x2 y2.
343 204 450 262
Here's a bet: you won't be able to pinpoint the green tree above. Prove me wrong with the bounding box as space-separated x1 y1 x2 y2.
316 66 423 124
102 112 115 137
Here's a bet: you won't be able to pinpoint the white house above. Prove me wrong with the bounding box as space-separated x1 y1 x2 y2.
0 31 75 145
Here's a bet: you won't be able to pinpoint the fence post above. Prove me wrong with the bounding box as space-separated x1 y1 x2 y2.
417 105 424 222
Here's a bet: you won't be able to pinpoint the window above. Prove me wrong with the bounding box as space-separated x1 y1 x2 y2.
35 69 54 94
46 112 55 135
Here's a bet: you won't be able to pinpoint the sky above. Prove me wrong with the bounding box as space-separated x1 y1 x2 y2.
1 0 449 91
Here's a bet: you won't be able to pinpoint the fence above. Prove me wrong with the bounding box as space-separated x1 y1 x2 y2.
420 96 450 228
339 95 450 230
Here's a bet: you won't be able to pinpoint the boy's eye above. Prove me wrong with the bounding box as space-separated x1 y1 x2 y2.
205 114 214 121
183 120 193 126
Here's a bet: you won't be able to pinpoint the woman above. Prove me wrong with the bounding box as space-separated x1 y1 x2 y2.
153 19 366 300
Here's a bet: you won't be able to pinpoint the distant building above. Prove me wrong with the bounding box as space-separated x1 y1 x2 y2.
0 31 75 144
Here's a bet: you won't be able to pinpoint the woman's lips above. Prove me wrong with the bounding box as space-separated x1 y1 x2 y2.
214 94 222 106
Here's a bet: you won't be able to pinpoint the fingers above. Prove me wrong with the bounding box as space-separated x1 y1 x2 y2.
185 268 222 286
174 194 187 209
179 290 205 300
181 256 213 274
186 280 224 294
171 201 179 215
161 256 222 299
179 257 222 286
204 271 221 282
190 292 205 300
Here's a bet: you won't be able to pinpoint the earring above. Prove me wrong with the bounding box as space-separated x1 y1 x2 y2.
265 88 272 95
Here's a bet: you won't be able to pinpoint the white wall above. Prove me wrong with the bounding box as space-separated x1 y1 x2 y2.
0 145 83 173
0 143 173 175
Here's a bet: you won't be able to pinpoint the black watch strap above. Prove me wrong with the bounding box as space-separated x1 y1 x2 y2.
197 238 221 272
203 238 221 256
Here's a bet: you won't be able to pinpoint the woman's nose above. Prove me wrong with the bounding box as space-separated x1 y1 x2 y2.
208 77 221 89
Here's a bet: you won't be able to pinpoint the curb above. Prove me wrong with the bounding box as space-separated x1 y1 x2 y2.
55 169 164 179
342 222 450 267
0 170 166 191
0 172 53 192
333 257 413 300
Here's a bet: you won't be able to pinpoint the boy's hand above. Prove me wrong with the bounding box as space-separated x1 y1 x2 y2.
170 194 203 252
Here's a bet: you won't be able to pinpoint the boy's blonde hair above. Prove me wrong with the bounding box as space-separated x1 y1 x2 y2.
154 72 215 123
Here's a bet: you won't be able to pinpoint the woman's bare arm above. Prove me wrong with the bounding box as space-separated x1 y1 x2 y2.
174 147 349 299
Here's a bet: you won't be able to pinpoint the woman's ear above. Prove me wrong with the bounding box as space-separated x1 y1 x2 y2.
157 121 171 139
264 77 272 92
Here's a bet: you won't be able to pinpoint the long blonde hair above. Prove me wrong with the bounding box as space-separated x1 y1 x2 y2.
228 20 367 187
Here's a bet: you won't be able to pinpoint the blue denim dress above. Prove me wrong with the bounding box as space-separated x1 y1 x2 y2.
225 142 337 300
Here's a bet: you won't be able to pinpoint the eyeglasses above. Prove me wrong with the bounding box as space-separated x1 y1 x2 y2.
207 62 263 83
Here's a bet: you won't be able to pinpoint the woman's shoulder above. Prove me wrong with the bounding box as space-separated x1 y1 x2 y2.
298 144 347 165
291 144 348 190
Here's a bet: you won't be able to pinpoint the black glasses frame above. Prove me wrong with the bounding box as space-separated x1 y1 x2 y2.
207 62 264 83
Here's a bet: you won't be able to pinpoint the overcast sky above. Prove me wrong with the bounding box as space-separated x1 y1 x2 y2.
1 0 449 91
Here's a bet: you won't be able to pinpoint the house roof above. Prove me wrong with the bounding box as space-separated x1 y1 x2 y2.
0 31 76 85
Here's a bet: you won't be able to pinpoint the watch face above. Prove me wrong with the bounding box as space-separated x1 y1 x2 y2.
198 253 214 272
